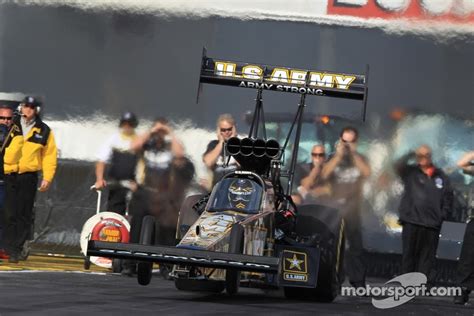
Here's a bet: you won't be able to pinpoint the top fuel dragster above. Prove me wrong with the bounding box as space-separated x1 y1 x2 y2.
88 49 369 302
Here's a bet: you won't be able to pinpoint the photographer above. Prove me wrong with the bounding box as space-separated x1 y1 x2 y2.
131 117 185 190
122 118 187 276
321 126 371 289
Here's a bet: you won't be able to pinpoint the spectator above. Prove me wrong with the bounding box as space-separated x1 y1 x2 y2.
321 126 371 288
203 114 238 186
395 145 453 285
454 150 474 305
94 112 139 214
7 97 57 263
0 105 23 260
295 144 331 204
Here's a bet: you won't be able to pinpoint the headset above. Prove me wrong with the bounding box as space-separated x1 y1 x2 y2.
17 96 42 116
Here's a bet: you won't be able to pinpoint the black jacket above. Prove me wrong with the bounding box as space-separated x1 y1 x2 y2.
396 154 453 229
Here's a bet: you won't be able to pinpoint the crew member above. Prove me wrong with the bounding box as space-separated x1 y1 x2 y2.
295 144 331 204
11 96 57 262
395 145 453 285
0 105 23 261
94 112 139 214
203 114 238 186
321 126 371 288
454 150 474 305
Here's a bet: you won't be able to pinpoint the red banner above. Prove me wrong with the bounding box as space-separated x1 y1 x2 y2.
327 0 474 24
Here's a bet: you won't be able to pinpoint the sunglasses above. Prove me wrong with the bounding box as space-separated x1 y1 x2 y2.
220 127 233 133
416 153 432 159
341 139 355 144
0 116 12 121
312 152 326 157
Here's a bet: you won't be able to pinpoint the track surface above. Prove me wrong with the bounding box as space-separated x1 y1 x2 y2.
0 256 473 315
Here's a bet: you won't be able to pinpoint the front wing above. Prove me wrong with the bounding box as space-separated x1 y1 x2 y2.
87 241 280 274
88 241 321 288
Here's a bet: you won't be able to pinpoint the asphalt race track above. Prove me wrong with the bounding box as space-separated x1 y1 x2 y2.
0 269 473 315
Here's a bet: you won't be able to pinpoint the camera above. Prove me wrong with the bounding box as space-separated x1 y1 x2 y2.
148 132 171 149
343 143 350 151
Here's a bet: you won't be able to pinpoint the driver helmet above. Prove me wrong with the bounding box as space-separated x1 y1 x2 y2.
228 179 255 210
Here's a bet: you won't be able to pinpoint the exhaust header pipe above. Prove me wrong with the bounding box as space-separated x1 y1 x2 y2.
227 137 241 156
240 138 254 156
265 139 280 158
226 137 280 159
253 139 266 157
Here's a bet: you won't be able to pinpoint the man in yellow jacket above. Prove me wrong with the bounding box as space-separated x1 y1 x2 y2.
9 96 57 262
1 104 24 262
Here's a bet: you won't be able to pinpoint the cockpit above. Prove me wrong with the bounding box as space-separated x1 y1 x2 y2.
206 177 263 214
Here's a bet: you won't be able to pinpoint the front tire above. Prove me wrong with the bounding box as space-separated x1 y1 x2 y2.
112 258 122 273
225 224 244 295
137 215 156 286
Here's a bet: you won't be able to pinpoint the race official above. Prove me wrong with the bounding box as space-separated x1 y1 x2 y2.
11 96 57 262
395 145 453 284
203 114 239 186
94 112 139 214
0 105 23 260
321 126 371 288
454 150 474 305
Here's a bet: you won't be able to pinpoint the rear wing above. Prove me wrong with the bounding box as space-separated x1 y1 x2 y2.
197 49 369 118
197 49 370 194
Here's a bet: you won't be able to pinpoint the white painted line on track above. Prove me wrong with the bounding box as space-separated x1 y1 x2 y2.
0 270 108 275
